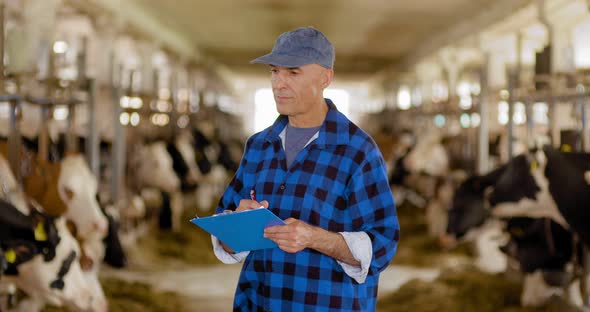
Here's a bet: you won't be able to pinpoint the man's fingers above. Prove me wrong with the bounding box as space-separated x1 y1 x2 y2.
284 218 297 224
237 199 266 211
264 225 289 235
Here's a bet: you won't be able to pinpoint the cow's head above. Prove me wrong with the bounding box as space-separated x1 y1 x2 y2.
29 205 61 262
136 142 181 193
500 217 572 274
0 200 60 268
12 218 95 311
445 175 491 240
58 155 108 240
403 132 449 177
444 164 508 243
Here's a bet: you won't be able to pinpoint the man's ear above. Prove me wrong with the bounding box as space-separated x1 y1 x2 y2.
322 69 334 88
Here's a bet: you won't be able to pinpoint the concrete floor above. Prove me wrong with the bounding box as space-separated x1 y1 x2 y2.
101 264 440 311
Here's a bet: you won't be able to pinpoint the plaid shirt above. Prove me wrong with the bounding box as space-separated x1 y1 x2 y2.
216 99 399 311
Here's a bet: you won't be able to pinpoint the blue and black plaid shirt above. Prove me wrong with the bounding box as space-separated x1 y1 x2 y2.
216 99 399 311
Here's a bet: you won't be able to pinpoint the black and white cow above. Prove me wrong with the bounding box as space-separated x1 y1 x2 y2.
1 152 102 311
445 164 507 240
444 146 590 306
488 146 590 248
501 217 574 277
500 217 582 306
102 210 127 269
166 137 198 193
0 200 60 274
0 199 96 311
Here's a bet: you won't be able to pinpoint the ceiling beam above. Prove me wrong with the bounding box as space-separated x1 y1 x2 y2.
81 0 201 61
387 0 532 75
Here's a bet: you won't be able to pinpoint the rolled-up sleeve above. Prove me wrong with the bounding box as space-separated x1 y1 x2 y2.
348 147 400 274
211 236 250 264
337 231 372 283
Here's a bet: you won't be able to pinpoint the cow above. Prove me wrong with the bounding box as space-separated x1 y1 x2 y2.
1 155 97 311
404 131 449 177
388 131 469 237
444 147 590 307
1 142 110 311
129 141 182 231
0 140 109 240
444 165 507 241
500 217 582 307
3 216 98 312
168 131 201 193
191 127 213 175
102 210 127 269
1 200 60 274
129 141 180 195
488 146 590 248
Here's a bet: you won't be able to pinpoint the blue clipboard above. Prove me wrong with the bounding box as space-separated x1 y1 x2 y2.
190 208 285 252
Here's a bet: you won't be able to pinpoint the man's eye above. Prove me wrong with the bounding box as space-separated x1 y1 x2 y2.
270 69 278 73
290 71 298 75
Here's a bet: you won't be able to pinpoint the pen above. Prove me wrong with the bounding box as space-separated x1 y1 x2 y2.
250 189 265 209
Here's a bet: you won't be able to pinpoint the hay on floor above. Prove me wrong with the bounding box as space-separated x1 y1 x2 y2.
42 277 196 312
377 266 583 312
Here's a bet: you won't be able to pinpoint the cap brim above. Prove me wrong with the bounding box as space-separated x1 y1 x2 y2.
250 53 315 68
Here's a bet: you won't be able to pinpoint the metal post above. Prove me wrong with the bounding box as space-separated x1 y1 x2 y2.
0 1 5 93
478 57 489 174
38 106 50 161
111 60 126 203
578 84 588 152
525 100 534 140
507 68 517 159
65 103 77 153
86 79 100 177
170 71 178 138
8 98 21 181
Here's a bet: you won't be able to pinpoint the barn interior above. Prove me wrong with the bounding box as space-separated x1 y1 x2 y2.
1 0 590 311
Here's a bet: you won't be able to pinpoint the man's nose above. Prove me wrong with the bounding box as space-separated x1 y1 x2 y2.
271 73 286 88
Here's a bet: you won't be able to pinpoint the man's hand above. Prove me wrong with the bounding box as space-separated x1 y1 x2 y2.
263 218 316 253
264 218 361 267
236 199 269 212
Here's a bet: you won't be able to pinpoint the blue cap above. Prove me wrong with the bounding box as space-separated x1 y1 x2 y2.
250 27 334 69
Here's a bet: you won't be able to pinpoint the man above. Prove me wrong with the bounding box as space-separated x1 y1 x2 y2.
212 26 399 311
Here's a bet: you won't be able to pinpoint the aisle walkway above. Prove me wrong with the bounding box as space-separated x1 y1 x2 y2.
101 264 440 311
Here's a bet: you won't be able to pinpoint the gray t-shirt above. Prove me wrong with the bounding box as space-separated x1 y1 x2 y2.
284 124 320 168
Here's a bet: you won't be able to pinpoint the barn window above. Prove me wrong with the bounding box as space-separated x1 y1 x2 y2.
573 19 590 69
397 86 411 110
532 102 548 125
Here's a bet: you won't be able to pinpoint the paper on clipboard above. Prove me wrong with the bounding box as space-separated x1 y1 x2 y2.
190 208 285 252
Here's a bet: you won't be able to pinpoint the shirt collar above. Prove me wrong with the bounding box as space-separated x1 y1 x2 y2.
264 98 351 148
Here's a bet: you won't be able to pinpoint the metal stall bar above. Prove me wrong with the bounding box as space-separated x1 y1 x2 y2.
65 100 78 153
86 78 99 177
525 100 534 140
1 95 21 181
110 54 126 203
506 68 517 159
23 97 53 162
0 0 4 93
577 84 588 152
0 1 22 179
477 57 489 174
